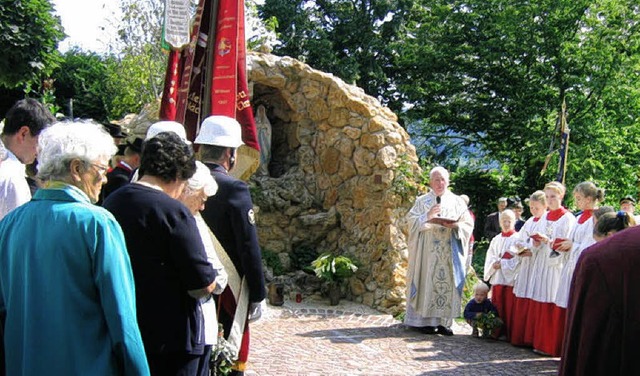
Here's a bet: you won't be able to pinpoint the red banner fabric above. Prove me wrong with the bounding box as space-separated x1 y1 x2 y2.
178 0 211 141
233 0 259 150
159 0 259 153
159 49 181 121
210 0 238 118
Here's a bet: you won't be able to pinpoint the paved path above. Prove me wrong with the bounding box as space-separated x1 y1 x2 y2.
246 296 560 375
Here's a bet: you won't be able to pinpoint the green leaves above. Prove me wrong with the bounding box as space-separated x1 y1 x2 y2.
0 0 64 88
260 0 410 109
311 253 358 283
50 47 165 121
396 0 640 205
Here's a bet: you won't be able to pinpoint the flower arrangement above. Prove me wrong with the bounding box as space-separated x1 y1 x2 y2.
210 323 236 375
311 253 358 283
476 311 503 338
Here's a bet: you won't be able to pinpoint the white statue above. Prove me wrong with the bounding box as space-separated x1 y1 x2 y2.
255 105 272 176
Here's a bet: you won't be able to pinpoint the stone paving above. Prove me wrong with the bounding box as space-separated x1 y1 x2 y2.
246 296 560 376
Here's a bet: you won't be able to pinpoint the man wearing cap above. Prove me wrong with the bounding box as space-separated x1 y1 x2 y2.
195 115 266 376
619 195 640 225
98 137 143 204
484 197 508 240
102 122 128 145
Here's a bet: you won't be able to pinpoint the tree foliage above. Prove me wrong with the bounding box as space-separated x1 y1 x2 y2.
106 44 166 119
394 0 640 203
53 49 115 121
260 0 413 111
262 0 640 212
109 0 167 115
0 0 64 88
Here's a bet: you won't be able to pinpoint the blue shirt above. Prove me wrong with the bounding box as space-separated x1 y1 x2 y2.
0 185 149 375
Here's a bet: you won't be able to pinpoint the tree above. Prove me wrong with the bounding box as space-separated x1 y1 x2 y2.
0 0 64 88
393 0 640 202
107 0 167 116
259 0 414 111
52 49 116 121
106 45 166 119
260 0 640 219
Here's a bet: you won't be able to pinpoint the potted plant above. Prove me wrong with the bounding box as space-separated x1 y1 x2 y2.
311 253 358 305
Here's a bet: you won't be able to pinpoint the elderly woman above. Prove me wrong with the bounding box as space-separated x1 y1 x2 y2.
0 121 149 375
103 132 217 376
178 161 228 375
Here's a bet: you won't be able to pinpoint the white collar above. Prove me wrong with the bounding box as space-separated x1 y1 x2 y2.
0 139 22 165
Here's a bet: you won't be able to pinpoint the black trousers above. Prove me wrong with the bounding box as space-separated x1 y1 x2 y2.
148 348 211 376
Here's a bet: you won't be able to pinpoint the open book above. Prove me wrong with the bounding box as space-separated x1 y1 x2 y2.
512 243 530 255
427 216 459 226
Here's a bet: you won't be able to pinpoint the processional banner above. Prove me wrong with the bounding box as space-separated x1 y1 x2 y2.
160 0 259 180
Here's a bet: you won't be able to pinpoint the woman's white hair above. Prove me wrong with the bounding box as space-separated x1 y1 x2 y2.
183 161 218 197
37 121 117 181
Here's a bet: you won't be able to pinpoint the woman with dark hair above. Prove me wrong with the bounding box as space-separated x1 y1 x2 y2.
593 210 635 241
104 131 217 376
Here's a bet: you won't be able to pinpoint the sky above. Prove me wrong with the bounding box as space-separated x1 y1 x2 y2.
52 0 120 53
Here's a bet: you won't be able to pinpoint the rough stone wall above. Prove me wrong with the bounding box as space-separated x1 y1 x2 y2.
248 52 421 314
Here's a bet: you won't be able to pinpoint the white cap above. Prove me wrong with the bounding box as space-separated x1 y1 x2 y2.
194 115 244 148
146 121 191 145
188 161 218 196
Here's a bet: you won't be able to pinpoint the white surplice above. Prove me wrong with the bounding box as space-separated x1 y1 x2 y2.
554 212 595 308
512 216 547 299
529 210 576 303
484 232 519 286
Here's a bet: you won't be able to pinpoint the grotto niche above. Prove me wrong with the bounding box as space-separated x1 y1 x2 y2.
247 52 423 314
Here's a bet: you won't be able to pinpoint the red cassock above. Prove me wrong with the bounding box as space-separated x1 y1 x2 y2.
533 302 565 356
509 296 531 346
491 252 516 340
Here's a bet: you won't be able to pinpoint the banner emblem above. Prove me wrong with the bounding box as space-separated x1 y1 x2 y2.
218 37 232 56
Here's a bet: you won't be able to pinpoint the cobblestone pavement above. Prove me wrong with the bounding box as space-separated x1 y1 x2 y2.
246 296 559 376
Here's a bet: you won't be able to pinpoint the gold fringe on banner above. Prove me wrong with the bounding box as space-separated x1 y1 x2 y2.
231 144 260 181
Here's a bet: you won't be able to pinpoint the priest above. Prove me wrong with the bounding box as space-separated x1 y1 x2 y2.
404 167 474 335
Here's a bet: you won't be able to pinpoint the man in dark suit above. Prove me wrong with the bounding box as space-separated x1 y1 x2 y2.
195 115 266 376
98 137 142 204
484 197 507 240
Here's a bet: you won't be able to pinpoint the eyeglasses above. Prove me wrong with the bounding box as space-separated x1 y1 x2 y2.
89 162 109 176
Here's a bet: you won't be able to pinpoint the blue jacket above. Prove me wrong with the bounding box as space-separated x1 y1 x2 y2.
463 298 500 321
0 185 149 375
